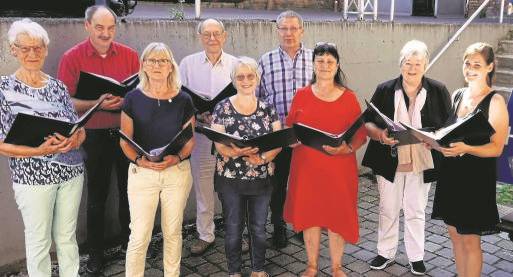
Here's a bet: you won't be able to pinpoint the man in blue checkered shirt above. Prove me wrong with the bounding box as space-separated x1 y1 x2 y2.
256 10 313 249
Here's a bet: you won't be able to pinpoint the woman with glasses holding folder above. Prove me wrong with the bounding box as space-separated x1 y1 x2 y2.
0 19 86 276
431 43 509 277
211 57 281 277
283 43 367 277
119 42 195 277
362 40 451 275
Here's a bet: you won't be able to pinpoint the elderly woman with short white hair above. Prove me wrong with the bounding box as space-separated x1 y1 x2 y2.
211 57 282 277
362 40 451 275
0 19 86 276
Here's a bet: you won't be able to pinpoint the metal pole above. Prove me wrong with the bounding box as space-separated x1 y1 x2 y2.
195 0 201 19
359 0 364 20
434 0 439 17
500 0 505 23
427 0 492 72
373 0 378 21
343 0 348 20
390 0 395 22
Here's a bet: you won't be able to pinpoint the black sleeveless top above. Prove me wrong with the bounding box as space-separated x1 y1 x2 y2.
431 89 499 235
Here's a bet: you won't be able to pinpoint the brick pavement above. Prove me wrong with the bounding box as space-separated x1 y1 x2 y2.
4 170 513 277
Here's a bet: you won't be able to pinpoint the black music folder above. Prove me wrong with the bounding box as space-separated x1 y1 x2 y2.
4 100 104 147
195 126 297 152
400 109 495 152
75 71 139 100
181 83 236 114
292 114 364 153
365 100 420 146
119 123 193 162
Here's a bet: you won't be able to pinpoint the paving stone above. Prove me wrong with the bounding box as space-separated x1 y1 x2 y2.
384 263 409 276
482 242 501 253
102 263 125 276
275 272 297 277
491 270 513 277
279 243 303 255
352 249 375 262
283 261 306 274
181 256 208 267
265 262 287 276
483 263 498 275
270 254 296 267
496 240 513 251
196 262 220 275
427 234 448 244
429 256 453 268
495 250 513 262
365 269 392 276
435 247 453 259
494 260 513 273
483 252 501 265
205 252 225 264
424 241 443 252
427 267 453 277
358 241 376 252
345 260 371 274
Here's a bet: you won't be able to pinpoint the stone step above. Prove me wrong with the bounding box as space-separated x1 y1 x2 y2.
494 69 513 87
498 40 513 54
492 85 513 102
497 54 513 70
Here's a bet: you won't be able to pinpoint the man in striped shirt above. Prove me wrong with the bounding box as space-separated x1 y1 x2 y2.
256 10 313 249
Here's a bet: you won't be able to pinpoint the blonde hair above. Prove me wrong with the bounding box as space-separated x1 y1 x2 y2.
230 56 261 85
138 42 181 91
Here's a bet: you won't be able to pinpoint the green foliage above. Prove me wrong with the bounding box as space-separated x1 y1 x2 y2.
170 0 185 20
497 183 513 206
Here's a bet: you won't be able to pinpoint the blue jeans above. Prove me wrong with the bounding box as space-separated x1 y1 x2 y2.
218 188 272 274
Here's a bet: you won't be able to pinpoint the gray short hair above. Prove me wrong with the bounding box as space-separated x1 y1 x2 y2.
399 40 429 68
276 10 304 27
231 57 260 84
7 18 50 46
85 5 118 23
196 18 225 34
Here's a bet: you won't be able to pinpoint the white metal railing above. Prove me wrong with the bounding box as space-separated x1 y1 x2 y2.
427 0 492 71
195 0 201 19
343 0 378 21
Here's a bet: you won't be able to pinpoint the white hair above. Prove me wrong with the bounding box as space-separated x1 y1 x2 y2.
8 18 50 46
230 56 260 84
399 40 429 68
277 10 304 27
196 18 225 34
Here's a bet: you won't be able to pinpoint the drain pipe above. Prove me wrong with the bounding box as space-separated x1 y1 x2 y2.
195 0 201 19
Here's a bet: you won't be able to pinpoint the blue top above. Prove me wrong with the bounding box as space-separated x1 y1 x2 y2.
122 88 195 151
0 75 84 186
211 98 279 180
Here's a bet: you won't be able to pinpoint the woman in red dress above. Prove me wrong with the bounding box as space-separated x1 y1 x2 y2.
284 43 367 277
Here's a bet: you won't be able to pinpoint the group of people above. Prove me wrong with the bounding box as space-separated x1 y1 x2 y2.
0 5 508 277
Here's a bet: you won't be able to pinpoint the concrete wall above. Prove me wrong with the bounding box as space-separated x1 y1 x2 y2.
378 0 413 16
0 18 511 268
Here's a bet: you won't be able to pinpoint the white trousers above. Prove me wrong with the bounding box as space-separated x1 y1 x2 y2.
376 171 431 262
190 133 217 243
125 161 192 277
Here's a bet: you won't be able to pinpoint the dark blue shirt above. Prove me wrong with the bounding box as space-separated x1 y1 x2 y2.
122 88 195 151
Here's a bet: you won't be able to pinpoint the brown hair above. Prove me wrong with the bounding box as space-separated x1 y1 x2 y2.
463 42 495 87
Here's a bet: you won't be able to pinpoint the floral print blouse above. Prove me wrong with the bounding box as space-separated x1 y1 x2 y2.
212 98 279 180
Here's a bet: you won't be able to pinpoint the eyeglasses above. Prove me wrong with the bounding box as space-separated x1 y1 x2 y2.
314 59 337 67
315 42 337 48
200 32 224 40
235 73 256 82
144 58 171 66
277 26 302 33
13 43 46 55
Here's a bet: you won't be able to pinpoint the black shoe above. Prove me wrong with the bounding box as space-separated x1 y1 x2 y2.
86 253 104 274
409 260 426 275
294 231 304 244
272 224 288 249
369 255 394 270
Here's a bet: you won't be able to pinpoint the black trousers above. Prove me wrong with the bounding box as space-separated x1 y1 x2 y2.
83 128 130 254
270 147 293 226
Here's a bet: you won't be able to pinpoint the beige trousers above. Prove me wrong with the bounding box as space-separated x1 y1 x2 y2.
125 161 193 277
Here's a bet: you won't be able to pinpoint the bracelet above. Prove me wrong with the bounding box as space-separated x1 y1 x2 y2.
178 155 184 162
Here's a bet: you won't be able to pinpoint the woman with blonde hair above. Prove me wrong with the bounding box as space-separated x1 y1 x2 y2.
120 42 196 277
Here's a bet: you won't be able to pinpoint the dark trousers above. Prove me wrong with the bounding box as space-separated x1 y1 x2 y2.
218 189 272 274
270 147 292 226
83 129 130 254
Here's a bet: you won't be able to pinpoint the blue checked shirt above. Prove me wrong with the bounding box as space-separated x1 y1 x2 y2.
256 44 313 124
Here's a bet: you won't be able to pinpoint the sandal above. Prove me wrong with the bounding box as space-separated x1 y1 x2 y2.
332 265 347 277
300 264 318 277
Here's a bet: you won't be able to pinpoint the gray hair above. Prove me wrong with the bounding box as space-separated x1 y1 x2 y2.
8 18 50 46
276 10 304 27
399 40 429 68
85 5 118 23
230 56 261 84
138 42 181 91
196 18 225 34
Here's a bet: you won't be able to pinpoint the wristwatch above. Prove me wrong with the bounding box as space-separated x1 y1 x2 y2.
134 154 143 165
260 153 267 162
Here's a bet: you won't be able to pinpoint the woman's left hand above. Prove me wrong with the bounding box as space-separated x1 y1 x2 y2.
440 142 469 157
52 130 84 153
323 142 353 156
243 154 265 166
159 155 181 169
